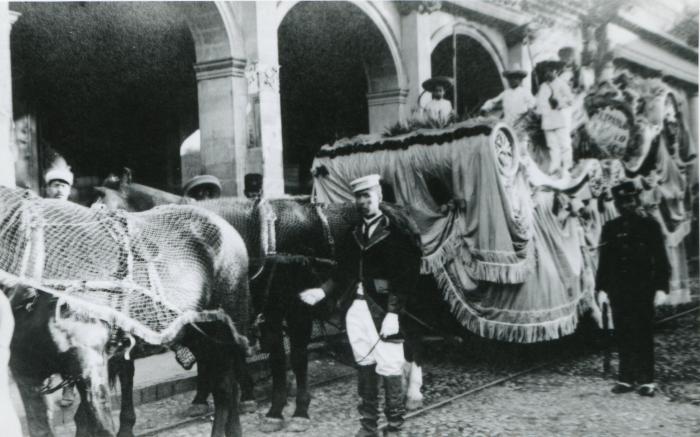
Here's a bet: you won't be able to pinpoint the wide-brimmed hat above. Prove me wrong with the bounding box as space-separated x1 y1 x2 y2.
183 175 221 197
557 46 576 62
537 59 565 73
421 76 454 92
502 62 527 79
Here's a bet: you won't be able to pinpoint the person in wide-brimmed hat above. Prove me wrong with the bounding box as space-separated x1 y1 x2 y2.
420 76 454 124
183 174 222 200
44 156 74 201
481 62 535 126
535 57 575 178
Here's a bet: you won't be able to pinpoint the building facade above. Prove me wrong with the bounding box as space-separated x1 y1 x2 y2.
0 1 697 196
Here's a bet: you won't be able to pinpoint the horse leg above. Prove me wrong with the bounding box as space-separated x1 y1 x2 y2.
115 358 136 437
236 356 257 414
260 316 286 432
203 343 238 437
14 374 54 437
403 335 424 410
286 310 313 432
74 351 116 437
186 352 211 417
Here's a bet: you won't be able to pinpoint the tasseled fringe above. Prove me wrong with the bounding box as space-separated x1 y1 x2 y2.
422 233 532 284
433 269 583 343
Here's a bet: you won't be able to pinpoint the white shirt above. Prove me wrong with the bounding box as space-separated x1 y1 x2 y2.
536 77 574 131
482 87 536 126
423 98 453 123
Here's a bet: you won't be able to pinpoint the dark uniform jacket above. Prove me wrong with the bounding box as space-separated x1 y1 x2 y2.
322 214 422 337
596 214 671 298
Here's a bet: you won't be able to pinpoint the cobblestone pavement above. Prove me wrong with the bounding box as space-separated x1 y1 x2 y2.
49 304 699 437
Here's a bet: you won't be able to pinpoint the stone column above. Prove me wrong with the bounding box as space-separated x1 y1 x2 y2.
0 6 18 188
246 1 284 197
367 89 409 133
245 61 284 196
400 10 433 116
194 57 248 196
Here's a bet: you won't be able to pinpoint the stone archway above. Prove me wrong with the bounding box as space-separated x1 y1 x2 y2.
177 1 249 196
277 1 404 193
430 25 506 117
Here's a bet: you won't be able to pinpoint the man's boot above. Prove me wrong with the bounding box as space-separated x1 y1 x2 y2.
356 365 380 437
383 375 405 437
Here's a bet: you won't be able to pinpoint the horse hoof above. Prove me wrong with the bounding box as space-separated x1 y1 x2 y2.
185 403 210 417
259 417 285 433
406 397 423 411
241 400 257 414
287 417 311 432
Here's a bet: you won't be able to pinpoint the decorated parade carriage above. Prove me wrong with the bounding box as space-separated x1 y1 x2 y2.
310 69 697 344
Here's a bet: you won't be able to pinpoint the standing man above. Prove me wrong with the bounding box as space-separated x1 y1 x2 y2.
420 76 454 124
481 63 536 127
536 59 575 178
300 174 421 437
182 174 222 201
42 157 77 408
596 181 671 397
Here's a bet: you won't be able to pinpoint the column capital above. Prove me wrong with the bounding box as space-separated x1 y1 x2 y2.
245 62 280 94
367 88 409 107
194 57 247 81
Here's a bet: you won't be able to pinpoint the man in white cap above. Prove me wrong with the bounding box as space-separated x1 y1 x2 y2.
182 174 222 201
481 63 536 127
44 159 74 201
300 174 421 437
42 155 77 408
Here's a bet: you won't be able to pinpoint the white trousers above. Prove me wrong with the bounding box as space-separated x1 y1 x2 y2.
545 128 573 174
346 299 405 376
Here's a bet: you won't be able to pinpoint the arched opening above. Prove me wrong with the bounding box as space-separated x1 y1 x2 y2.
278 1 397 194
11 2 198 202
431 34 504 117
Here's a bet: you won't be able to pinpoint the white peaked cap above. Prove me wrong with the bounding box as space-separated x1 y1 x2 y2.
350 174 381 193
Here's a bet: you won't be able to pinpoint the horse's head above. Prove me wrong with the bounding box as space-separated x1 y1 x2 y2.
92 168 133 211
48 300 115 433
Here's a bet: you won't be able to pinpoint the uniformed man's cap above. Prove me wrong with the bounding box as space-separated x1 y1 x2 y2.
45 166 74 186
244 173 263 192
611 181 640 200
350 174 381 193
183 175 221 197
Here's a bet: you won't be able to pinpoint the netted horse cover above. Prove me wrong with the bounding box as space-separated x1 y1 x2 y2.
0 186 248 346
310 119 593 343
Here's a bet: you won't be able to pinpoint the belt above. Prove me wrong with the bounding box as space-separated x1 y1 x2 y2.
355 294 365 300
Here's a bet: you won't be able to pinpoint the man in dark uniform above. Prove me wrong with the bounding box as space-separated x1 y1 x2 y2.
300 174 421 437
596 181 671 397
244 173 263 200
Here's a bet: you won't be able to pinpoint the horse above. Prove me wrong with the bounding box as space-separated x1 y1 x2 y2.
0 185 251 437
93 170 431 433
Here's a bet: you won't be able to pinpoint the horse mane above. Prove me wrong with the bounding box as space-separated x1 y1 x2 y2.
379 202 423 250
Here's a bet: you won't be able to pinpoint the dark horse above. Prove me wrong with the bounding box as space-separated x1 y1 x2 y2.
93 171 429 433
1 186 251 437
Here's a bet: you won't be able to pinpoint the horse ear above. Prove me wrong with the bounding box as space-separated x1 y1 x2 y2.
120 168 133 192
